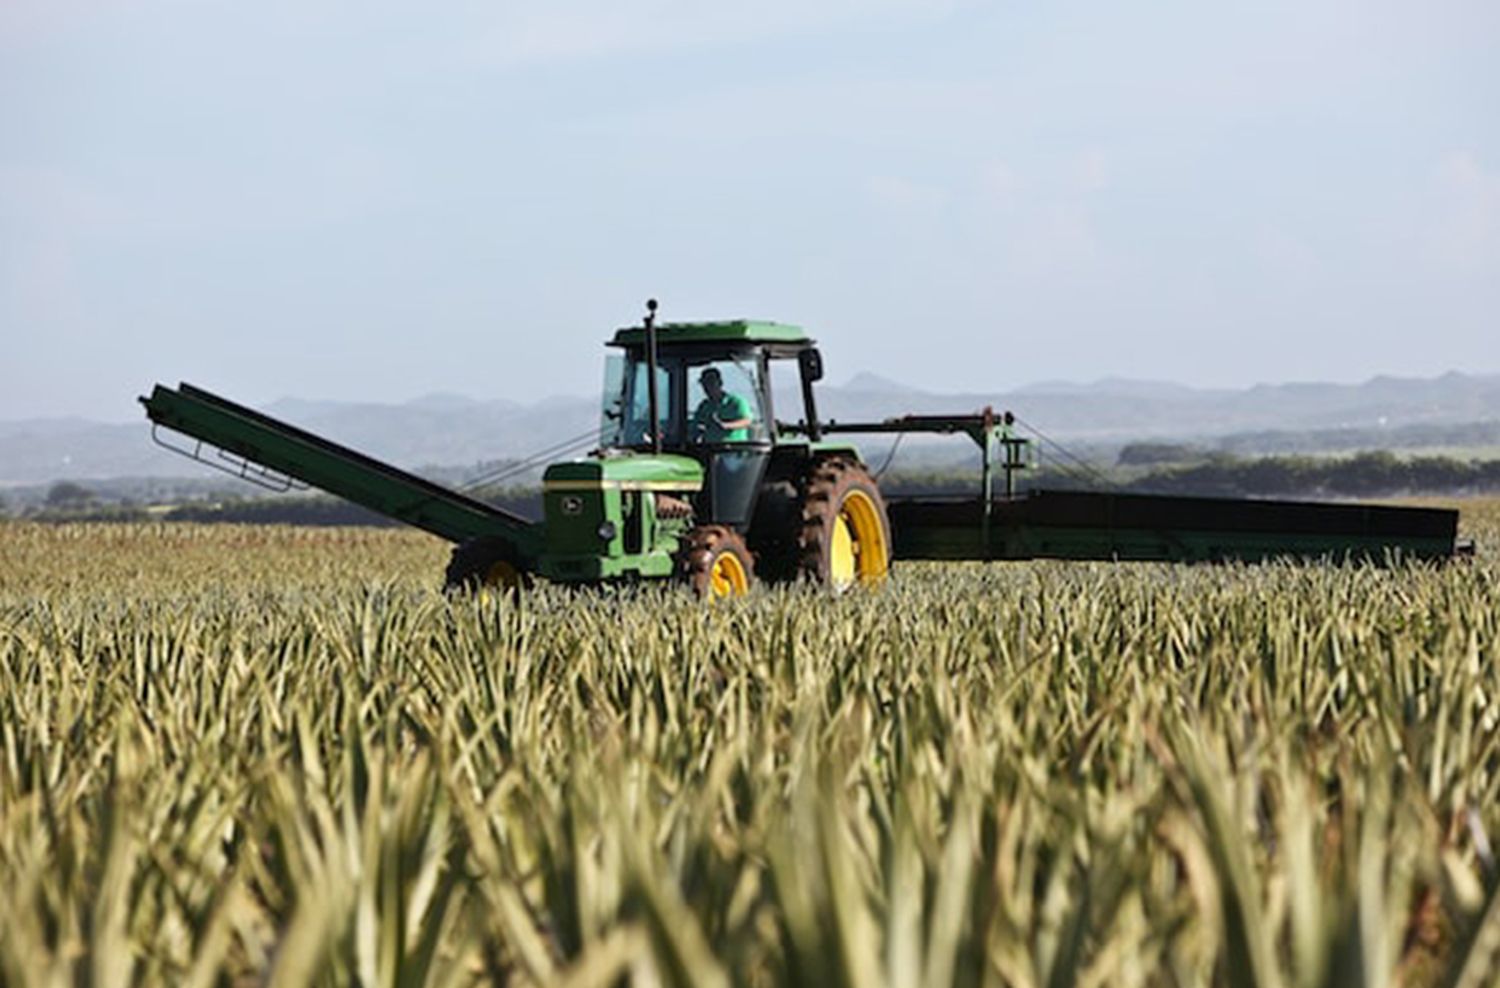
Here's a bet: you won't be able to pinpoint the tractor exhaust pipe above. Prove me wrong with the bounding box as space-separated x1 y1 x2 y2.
644 298 662 454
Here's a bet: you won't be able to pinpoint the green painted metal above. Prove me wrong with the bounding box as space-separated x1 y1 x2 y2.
543 454 704 490
768 434 862 459
893 520 1457 563
140 383 705 584
887 491 1461 563
1013 527 1456 562
140 383 542 553
807 440 862 458
610 320 809 347
538 479 691 582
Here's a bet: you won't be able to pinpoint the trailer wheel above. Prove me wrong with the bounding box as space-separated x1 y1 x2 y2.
679 525 755 598
797 457 891 590
444 536 532 593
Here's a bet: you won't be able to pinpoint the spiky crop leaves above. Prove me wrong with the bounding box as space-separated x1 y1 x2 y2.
1 515 1499 986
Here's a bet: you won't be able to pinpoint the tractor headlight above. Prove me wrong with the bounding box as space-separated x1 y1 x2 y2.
597 521 618 542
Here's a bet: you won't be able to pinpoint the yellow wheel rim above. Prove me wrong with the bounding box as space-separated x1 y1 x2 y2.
835 490 890 588
829 514 856 589
483 560 524 590
708 550 749 598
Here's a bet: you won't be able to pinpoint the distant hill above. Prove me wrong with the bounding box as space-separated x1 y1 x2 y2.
814 371 1500 439
3 371 1498 486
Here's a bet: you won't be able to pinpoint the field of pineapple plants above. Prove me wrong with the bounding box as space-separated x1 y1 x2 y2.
2 503 1499 987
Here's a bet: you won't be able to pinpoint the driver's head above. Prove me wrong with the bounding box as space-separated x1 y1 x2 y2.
699 367 724 397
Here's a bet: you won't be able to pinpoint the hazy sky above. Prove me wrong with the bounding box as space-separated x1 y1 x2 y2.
3 0 1497 422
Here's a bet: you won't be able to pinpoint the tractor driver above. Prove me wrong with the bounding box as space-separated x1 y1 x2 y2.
691 367 754 443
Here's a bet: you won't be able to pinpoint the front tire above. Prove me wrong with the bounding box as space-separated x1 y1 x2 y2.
444 536 532 593
678 525 755 598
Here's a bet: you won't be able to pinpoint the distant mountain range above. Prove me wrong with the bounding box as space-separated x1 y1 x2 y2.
3 371 1499 486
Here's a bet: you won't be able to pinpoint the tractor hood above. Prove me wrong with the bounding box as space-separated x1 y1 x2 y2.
542 454 704 492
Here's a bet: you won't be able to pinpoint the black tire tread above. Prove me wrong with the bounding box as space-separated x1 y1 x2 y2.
677 524 756 597
794 456 891 585
444 536 532 592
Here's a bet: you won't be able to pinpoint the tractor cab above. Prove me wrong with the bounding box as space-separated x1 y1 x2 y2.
602 317 828 529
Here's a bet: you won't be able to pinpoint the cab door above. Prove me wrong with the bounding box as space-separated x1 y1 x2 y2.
687 355 772 528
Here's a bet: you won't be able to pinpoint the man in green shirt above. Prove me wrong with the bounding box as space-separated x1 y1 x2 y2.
691 367 754 443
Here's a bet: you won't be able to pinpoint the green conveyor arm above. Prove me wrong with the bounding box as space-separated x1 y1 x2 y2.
140 383 541 550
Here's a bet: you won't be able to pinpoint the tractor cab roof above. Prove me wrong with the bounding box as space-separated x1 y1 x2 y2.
609 320 811 349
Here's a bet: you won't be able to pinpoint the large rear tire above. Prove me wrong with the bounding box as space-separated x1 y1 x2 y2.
444 536 532 593
678 525 755 599
796 458 891 590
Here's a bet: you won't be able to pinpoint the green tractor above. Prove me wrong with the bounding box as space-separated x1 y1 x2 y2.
477 300 892 595
141 301 1467 596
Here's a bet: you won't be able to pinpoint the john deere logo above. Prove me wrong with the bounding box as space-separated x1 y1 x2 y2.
560 495 584 515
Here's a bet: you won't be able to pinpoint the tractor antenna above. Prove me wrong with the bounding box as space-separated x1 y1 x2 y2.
644 298 662 454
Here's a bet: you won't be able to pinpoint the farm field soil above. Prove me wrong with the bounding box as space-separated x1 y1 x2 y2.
2 503 1499 986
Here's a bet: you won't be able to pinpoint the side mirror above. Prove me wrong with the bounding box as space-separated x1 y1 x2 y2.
799 348 824 384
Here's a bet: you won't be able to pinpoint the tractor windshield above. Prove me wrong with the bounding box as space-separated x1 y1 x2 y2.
601 355 678 448
601 352 767 449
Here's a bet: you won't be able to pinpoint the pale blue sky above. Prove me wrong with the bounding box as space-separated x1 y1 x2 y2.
3 0 1497 422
